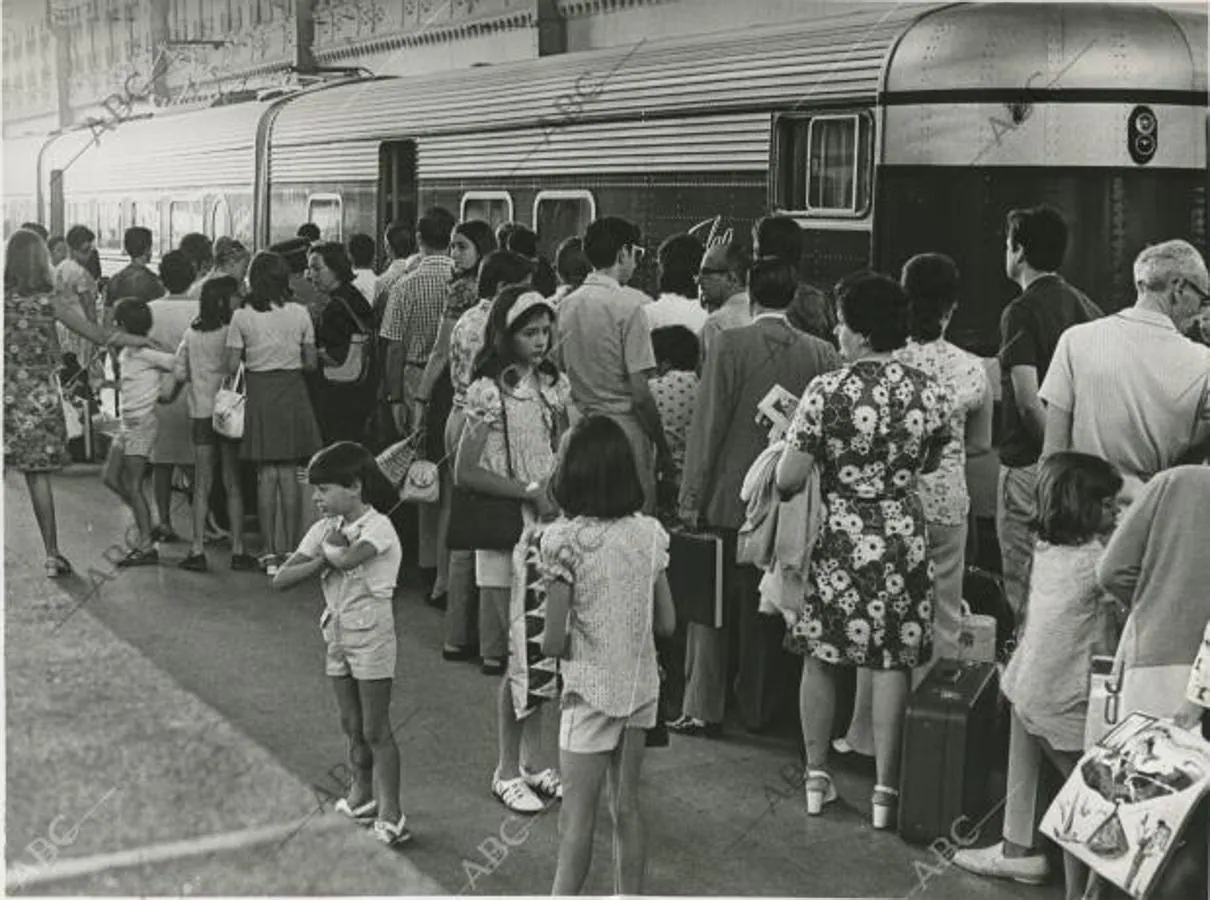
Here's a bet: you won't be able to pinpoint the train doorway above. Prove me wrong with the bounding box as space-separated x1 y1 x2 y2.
378 141 417 264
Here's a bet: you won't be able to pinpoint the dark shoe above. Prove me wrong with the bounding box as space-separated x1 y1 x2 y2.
116 547 159 568
443 646 476 662
230 553 259 572
646 723 669 748
481 658 506 676
179 552 209 572
667 715 722 739
150 525 182 544
426 592 448 611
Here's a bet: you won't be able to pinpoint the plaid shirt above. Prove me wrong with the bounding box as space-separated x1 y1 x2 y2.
379 255 454 364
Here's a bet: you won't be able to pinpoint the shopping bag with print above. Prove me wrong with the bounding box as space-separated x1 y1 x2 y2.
211 365 246 440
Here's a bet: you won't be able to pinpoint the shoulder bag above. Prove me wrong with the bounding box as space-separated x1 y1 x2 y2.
447 386 526 551
322 291 374 385
212 364 246 440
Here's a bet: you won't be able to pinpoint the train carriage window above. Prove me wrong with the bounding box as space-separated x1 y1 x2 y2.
775 112 873 217
307 193 342 241
168 199 203 249
533 190 596 258
209 197 232 238
461 192 513 229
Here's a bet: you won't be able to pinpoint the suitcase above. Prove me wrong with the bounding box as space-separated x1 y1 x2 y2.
897 658 1000 843
667 530 725 628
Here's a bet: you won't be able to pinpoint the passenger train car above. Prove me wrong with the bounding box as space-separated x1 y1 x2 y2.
4 1 1206 356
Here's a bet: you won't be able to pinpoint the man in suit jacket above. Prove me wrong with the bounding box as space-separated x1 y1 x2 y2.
673 258 841 736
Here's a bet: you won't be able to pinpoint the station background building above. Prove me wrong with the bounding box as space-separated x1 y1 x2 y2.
3 0 876 140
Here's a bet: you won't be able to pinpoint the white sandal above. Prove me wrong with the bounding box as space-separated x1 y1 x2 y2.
805 769 837 815
871 784 899 830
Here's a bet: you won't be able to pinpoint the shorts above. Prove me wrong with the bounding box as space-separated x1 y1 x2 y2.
120 413 159 458
559 694 658 754
321 604 397 681
191 416 237 446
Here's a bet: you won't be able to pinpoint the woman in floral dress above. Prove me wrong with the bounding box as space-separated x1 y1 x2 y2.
776 272 951 829
4 229 158 576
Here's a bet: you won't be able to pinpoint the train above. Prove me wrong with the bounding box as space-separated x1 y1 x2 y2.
3 1 1207 357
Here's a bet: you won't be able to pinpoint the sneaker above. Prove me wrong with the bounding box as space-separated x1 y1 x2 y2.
116 547 159 568
491 775 545 814
372 814 412 847
667 715 722 738
259 554 281 577
521 767 562 800
951 844 1050 885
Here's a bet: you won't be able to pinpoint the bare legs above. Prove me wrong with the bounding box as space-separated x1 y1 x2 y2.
24 472 61 559
495 679 554 781
257 462 302 558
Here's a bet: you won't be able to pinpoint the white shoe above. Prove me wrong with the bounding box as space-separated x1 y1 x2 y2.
522 767 562 800
491 775 545 814
951 843 1049 885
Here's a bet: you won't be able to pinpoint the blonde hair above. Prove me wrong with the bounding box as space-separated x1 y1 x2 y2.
1133 239 1208 293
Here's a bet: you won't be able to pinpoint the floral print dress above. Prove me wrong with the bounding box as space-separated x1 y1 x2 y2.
3 291 72 473
784 359 952 670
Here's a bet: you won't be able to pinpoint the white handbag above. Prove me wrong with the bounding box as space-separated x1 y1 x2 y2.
56 376 83 441
399 459 440 504
956 599 997 664
212 364 246 440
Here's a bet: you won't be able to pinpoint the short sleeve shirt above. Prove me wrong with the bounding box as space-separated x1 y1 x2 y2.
539 513 669 717
175 326 230 419
998 274 1101 467
105 262 166 307
449 300 492 409
296 508 402 607
556 272 656 417
55 259 98 320
379 255 455 364
1038 308 1210 482
226 303 315 371
464 372 570 484
894 339 990 524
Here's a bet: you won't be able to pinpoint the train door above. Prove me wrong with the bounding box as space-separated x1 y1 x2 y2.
378 141 417 265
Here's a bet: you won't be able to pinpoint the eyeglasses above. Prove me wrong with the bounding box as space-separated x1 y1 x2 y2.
1182 278 1210 309
694 267 731 283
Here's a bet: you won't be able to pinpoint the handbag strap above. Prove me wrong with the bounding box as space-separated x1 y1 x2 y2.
498 380 516 480
331 288 373 336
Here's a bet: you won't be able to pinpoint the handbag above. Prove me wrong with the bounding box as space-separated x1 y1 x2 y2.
375 432 418 488
956 599 998 664
212 364 246 440
447 388 525 551
56 376 84 441
400 459 439 504
321 291 374 385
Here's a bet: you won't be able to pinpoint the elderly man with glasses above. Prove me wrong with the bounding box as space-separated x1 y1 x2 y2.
1040 238 1210 481
695 241 753 370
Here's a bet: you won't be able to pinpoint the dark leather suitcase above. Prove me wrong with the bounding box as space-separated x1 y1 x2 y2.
897 658 999 843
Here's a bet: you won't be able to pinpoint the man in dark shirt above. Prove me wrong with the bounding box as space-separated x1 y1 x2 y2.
997 205 1101 617
105 226 165 322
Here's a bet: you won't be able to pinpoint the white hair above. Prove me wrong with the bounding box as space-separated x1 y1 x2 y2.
1134 239 1208 292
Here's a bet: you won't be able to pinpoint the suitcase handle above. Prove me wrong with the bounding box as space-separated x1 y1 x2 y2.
934 659 965 685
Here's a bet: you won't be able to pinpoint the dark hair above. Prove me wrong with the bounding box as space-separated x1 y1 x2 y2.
48 234 66 251
179 233 214 273
66 224 95 251
552 416 645 519
495 221 523 251
657 234 705 298
124 226 153 259
902 253 960 342
159 250 197 294
651 326 700 372
417 208 453 251
583 217 642 270
347 233 376 268
21 222 48 240
309 241 355 285
453 220 498 274
472 283 559 385
1006 205 1068 272
531 258 558 298
85 248 102 281
246 251 292 311
719 239 753 285
834 271 908 352
477 250 533 301
297 223 321 242
385 221 415 258
5 229 55 295
753 215 802 264
749 257 798 310
787 283 838 346
555 237 591 290
114 298 152 336
306 441 396 513
194 276 238 332
504 224 538 260
269 236 310 274
1033 452 1122 546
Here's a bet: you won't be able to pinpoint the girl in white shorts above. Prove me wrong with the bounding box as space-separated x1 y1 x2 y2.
541 416 676 895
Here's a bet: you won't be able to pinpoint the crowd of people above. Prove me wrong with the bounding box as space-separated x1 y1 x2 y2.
4 202 1209 896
